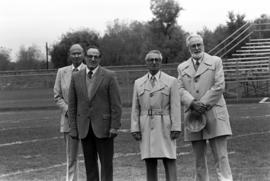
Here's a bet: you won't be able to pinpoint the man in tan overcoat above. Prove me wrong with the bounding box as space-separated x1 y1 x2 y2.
54 44 86 181
177 34 233 181
131 50 181 181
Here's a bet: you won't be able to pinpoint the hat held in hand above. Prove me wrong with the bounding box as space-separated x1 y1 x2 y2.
185 110 207 132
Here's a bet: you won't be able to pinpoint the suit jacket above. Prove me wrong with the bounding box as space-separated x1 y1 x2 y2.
131 71 181 159
54 64 86 133
177 52 232 141
68 66 122 139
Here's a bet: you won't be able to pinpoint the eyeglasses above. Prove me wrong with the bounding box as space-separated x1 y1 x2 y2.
190 43 202 48
146 58 161 63
87 55 100 59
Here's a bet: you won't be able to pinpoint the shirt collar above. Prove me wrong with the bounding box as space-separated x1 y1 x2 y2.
148 71 161 80
192 54 204 64
86 65 99 76
72 63 84 71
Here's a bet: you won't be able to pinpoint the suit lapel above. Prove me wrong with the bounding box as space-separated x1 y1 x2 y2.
88 67 104 102
78 69 88 99
62 66 72 88
182 59 195 77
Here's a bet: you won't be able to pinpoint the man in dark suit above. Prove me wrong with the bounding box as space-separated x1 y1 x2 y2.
68 46 122 181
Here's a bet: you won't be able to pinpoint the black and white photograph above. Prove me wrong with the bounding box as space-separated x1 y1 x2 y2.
0 0 269 180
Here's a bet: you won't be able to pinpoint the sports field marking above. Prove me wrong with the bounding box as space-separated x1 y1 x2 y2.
0 136 62 148
239 114 270 119
259 97 270 103
0 125 53 131
231 130 270 139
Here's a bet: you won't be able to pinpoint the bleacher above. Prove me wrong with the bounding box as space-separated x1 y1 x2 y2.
223 38 270 82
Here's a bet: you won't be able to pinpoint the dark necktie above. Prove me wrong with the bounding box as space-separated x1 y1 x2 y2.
73 68 78 72
195 60 200 71
88 70 93 79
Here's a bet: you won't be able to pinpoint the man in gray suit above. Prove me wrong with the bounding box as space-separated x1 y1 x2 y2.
68 46 122 181
178 34 233 181
54 44 86 181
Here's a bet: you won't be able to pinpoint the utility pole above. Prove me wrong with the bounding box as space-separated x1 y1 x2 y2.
45 42 49 69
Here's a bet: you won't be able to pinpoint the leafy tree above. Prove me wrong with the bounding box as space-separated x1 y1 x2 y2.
0 47 12 71
226 11 247 35
148 0 186 63
101 19 149 65
15 45 46 70
50 28 100 68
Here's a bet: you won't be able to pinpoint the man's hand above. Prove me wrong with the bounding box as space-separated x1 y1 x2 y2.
69 130 78 139
65 110 68 118
170 131 181 140
109 128 118 138
131 132 142 141
190 100 207 114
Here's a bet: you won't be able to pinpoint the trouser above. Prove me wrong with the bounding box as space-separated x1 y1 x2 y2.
64 133 79 181
191 136 233 181
145 158 177 181
81 124 114 181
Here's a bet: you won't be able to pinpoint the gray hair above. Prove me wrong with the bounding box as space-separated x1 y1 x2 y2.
145 50 163 60
186 34 203 47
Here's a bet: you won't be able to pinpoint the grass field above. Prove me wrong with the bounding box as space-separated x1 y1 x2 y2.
0 98 270 180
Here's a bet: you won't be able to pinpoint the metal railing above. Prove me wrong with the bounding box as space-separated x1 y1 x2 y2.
209 22 270 58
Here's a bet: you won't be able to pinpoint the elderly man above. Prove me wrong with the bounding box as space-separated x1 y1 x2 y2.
131 50 181 181
54 44 86 181
177 34 233 181
68 45 122 181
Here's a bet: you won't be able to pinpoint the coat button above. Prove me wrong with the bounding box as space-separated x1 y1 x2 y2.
194 78 198 83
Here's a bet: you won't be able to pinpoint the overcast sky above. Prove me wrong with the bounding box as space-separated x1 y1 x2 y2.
0 0 269 60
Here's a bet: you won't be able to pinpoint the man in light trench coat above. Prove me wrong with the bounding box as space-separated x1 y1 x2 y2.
177 34 233 181
131 50 181 181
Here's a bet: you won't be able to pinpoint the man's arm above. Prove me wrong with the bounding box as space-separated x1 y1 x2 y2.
130 81 142 141
68 75 78 138
170 78 181 132
200 57 225 107
177 65 195 109
53 69 68 113
170 78 181 139
109 73 122 132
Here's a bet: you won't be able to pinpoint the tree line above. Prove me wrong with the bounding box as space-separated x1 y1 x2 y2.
1 0 270 70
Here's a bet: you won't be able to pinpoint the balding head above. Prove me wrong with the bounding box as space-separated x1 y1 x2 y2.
69 44 83 53
69 44 84 67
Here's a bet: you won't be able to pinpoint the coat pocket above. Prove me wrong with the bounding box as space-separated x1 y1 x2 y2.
161 88 170 96
213 105 228 121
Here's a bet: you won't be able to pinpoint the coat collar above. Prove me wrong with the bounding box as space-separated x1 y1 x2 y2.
139 71 167 93
181 53 213 77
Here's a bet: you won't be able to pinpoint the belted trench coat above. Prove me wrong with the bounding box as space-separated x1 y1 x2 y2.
131 71 181 159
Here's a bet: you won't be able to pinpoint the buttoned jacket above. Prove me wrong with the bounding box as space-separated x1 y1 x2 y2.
177 53 232 141
68 67 122 139
131 71 181 159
